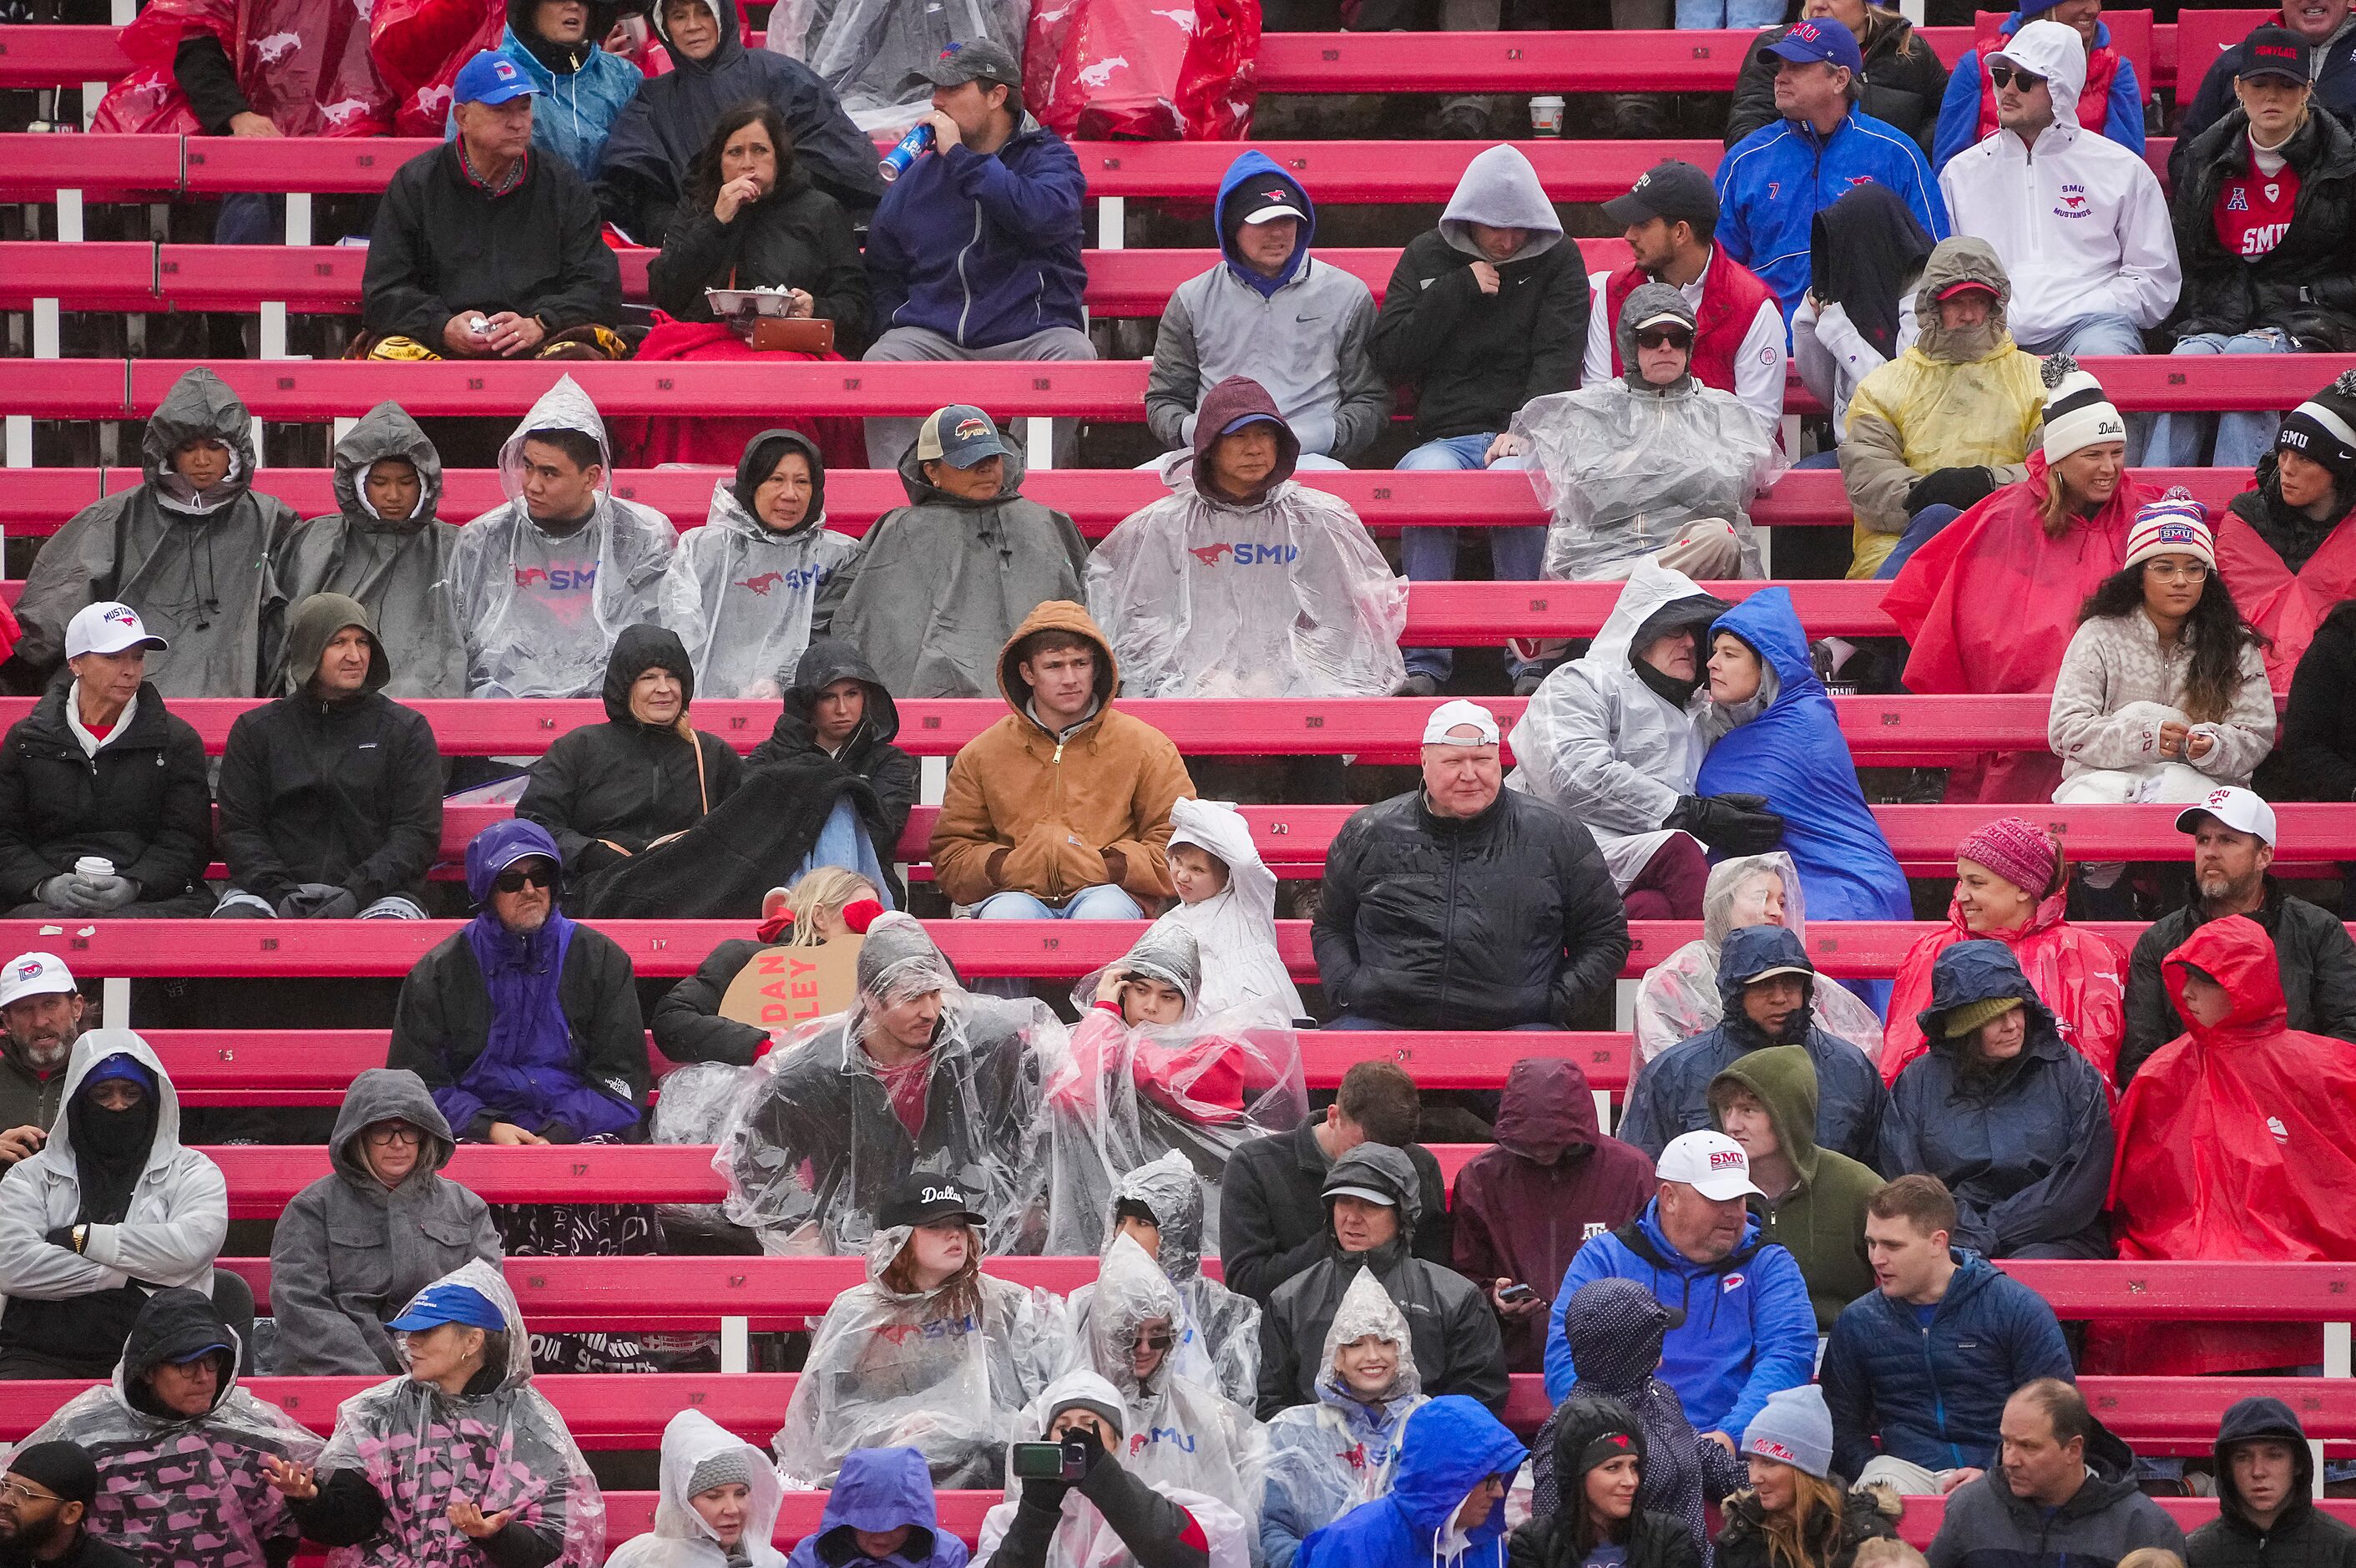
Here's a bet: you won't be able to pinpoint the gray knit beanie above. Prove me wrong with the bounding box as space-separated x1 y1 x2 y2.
687 1448 756 1498
1742 1384 1834 1480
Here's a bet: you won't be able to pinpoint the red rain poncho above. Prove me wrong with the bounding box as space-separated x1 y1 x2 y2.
370 0 502 137
2215 509 2356 694
1878 888 2128 1085
1881 454 2156 803
1023 0 1261 140
95 0 394 136
2100 915 2356 1373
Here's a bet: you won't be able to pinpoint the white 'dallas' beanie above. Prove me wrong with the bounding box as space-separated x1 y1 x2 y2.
2040 354 2127 465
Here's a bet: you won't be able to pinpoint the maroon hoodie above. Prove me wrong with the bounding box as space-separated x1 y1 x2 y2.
1450 1057 1655 1373
1190 376 1300 507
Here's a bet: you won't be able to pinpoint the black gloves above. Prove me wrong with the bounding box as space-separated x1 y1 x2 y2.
1904 466 2000 516
1020 1428 1109 1512
277 884 360 919
1666 793 1786 856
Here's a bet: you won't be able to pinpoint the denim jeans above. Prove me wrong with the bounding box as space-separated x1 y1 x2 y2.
973 884 1145 920
1872 504 1962 580
1397 435 1540 681
2146 330 2293 468
2018 314 2152 463
1675 0 1783 25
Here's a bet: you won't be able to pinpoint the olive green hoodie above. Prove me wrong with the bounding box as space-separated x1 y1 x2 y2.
1711 1044 1883 1329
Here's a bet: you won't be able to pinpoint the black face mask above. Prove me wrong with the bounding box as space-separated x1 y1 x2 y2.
69 1087 159 1226
1632 653 1701 706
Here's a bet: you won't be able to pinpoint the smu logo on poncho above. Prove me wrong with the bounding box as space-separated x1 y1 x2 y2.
1188 543 1298 566
736 565 827 596
514 564 598 589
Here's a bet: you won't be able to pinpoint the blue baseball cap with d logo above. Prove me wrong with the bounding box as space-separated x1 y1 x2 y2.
454 50 540 107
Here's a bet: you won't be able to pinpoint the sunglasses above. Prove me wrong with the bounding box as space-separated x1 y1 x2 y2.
491 865 556 894
1133 1331 1177 1353
1987 65 2046 91
1635 327 1694 351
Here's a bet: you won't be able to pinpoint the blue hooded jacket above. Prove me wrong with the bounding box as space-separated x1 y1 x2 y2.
786 1447 971 1568
1295 1397 1528 1568
863 115 1088 348
1932 13 2146 174
1615 924 1888 1166
441 9 645 183
1878 940 2114 1259
1819 1247 2073 1475
1715 104 1948 321
1695 589 1910 979
1544 1201 1817 1439
1216 151 1314 296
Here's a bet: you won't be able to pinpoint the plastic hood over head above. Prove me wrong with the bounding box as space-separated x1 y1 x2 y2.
1085 1232 1185 1402
642 1408 787 1567
331 401 443 529
1989 18 2086 125
1071 924 1202 1022
1614 282 1699 389
2163 914 2290 1044
1705 853 1807 947
1440 145 1563 262
1105 1151 1208 1282
1387 1397 1528 1546
1317 1267 1420 1406
143 367 259 514
1217 152 1315 296
856 910 958 1005
1913 238 2016 364
498 374 612 503
330 1067 459 1190
731 428 827 527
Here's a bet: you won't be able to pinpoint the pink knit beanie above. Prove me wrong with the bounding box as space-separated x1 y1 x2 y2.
1955 817 2059 898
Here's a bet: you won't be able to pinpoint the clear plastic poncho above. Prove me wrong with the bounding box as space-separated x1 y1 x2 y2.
976 1369 1253 1568
1628 852 1885 1065
657 479 862 701
25 1319 324 1568
311 1259 604 1568
772 1222 1071 1489
1505 560 1714 891
1150 799 1304 1029
1512 316 1780 583
605 1409 788 1568
1060 1151 1261 1410
715 914 1068 1256
1260 1270 1428 1568
1044 925 1307 1265
1075 1237 1266 1525
1086 449 1408 699
763 0 1028 129
449 376 678 698
649 1058 761 1248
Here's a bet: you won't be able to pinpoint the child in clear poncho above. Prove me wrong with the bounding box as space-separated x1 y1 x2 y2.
1060 1151 1261 1410
771 1171 1070 1489
1147 799 1303 1029
27 1285 322 1568
263 1260 605 1568
715 911 1064 1256
1629 854 1886 1065
1045 924 1307 1263
607 1409 789 1568
1258 1270 1429 1568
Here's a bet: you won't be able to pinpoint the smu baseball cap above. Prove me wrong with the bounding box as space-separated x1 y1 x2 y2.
1601 159 1721 230
65 601 167 660
0 953 74 1012
1762 17 1863 73
926 38 1024 91
2175 786 2278 847
453 50 539 107
915 405 1010 468
1657 1130 1767 1201
2237 27 2311 85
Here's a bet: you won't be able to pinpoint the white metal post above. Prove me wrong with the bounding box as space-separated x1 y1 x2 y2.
102 976 131 1028
720 1315 750 1373
1097 195 1125 250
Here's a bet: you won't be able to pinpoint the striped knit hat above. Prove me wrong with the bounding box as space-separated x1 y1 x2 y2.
2040 355 2126 465
2122 488 2215 571
2278 371 2356 481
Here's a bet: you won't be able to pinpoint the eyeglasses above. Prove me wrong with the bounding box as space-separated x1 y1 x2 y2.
2143 559 2211 582
491 865 556 894
0 1481 60 1505
1987 65 2046 91
363 1122 424 1146
1132 1331 1177 1353
1635 328 1694 351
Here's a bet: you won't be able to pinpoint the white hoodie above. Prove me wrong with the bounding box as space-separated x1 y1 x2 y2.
1938 19 2181 347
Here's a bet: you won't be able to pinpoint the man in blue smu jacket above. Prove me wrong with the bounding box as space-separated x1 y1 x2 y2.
1714 18 1949 323
1545 1129 1817 1446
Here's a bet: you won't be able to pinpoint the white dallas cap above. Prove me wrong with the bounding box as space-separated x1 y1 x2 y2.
63 601 168 660
0 952 76 1012
1656 1129 1766 1201
2174 786 2278 847
1421 698 1501 747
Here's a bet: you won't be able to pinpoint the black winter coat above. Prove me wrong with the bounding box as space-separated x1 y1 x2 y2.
650 937 781 1068
1726 13 1949 151
1372 228 1588 442
1312 787 1629 1031
2188 1396 2356 1568
1510 1511 1700 1568
2121 878 2356 1082
2167 107 2356 351
646 164 872 350
216 687 443 909
746 636 918 884
1215 1116 1453 1306
0 682 210 905
2231 454 2356 576
387 920 650 1144
361 140 623 343
1716 1486 1899 1568
2278 602 2356 802
518 625 746 881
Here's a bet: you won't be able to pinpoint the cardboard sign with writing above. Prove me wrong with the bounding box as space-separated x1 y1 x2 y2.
719 938 863 1030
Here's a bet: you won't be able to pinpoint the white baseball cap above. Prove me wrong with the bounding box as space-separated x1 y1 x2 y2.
1656 1130 1766 1201
2174 786 2278 847
0 953 76 1012
1421 699 1501 747
64 601 168 660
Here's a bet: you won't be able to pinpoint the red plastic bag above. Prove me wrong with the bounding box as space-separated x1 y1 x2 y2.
371 0 501 138
1024 0 1260 141
96 0 392 136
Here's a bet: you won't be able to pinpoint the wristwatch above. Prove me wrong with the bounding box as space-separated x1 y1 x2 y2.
70 1223 87 1254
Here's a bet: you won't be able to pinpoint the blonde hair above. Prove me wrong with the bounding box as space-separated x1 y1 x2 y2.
1757 1469 1849 1568
782 868 879 946
1853 1542 1927 1568
2116 1552 2185 1568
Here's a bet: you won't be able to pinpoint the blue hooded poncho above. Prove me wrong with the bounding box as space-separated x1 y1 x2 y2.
784 1446 970 1568
1294 1397 1527 1568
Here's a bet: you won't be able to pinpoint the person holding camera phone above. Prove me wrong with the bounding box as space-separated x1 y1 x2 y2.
975 1370 1251 1568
